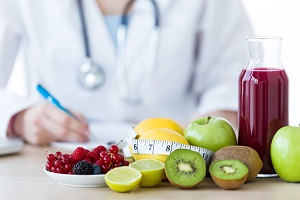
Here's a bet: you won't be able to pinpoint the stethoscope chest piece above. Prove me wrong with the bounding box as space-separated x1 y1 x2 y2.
77 58 105 90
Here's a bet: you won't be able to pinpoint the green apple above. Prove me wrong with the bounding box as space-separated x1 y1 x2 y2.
184 116 237 152
271 126 300 182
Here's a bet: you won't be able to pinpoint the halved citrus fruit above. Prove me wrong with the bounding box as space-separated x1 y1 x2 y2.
104 166 142 192
131 159 165 187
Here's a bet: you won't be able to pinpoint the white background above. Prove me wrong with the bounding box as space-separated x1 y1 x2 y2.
6 0 300 126
242 0 300 126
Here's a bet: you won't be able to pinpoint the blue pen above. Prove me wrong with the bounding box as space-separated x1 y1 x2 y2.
36 84 97 140
36 84 79 120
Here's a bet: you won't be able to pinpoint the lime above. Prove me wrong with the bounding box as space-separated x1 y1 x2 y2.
104 166 142 193
131 159 165 187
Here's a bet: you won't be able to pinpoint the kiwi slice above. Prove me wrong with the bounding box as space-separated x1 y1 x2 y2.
164 149 206 189
209 159 249 190
211 145 263 182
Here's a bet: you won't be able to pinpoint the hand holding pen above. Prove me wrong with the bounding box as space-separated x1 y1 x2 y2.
8 84 91 145
36 84 93 140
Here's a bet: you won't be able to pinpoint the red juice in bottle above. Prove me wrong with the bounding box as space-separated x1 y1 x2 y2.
238 67 289 175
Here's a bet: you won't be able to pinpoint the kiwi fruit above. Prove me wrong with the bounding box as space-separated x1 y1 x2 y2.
164 149 206 189
211 145 263 182
209 159 249 190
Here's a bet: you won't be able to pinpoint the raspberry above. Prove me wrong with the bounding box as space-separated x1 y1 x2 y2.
92 145 106 155
94 160 104 167
83 157 92 163
71 147 87 162
72 160 93 175
86 151 99 163
84 148 90 155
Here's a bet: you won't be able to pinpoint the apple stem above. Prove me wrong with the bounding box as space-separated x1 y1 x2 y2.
207 116 211 124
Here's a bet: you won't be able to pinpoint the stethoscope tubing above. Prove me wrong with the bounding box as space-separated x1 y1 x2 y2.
77 0 90 58
77 0 160 104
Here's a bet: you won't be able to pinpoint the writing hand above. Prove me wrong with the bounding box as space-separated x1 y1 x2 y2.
11 103 90 145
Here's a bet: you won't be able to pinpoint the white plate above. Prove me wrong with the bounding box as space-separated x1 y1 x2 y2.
44 169 107 187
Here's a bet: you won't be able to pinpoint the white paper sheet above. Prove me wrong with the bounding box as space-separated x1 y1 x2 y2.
0 139 23 155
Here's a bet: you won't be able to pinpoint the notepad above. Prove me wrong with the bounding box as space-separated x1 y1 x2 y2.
0 139 23 155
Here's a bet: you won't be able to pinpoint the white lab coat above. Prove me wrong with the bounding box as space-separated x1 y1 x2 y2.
0 0 252 140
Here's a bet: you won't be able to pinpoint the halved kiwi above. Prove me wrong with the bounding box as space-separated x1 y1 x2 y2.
211 145 263 182
164 149 206 189
209 159 249 190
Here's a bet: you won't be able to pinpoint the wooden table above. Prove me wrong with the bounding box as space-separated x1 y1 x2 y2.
0 144 297 200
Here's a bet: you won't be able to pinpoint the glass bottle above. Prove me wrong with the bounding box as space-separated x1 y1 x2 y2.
238 36 289 177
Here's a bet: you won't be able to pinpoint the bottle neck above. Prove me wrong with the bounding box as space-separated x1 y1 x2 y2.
246 36 283 70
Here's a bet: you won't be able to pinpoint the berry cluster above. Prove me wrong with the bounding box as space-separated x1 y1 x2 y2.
45 144 130 175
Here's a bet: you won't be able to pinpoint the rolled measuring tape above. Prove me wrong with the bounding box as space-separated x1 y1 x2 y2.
131 139 214 165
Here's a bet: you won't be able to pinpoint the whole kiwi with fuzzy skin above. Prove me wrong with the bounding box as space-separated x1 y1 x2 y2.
211 145 263 182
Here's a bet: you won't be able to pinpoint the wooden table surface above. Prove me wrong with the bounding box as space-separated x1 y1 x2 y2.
0 144 298 200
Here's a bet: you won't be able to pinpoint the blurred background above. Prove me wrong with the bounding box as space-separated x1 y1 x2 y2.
6 0 300 126
242 0 300 126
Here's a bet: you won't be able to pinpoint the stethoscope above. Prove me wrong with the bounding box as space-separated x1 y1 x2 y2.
76 0 160 104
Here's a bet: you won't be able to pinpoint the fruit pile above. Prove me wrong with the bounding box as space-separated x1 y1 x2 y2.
131 117 237 164
45 144 129 175
43 116 268 192
119 117 263 191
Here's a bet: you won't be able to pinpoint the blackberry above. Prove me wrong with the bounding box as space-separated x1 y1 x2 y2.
92 164 102 174
72 160 93 175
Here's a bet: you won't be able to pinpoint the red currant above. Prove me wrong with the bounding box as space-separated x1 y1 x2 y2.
54 160 62 167
55 151 62 157
111 154 121 164
101 165 110 173
46 162 54 171
99 151 108 158
47 153 56 163
103 156 112 165
123 160 130 166
61 156 70 164
119 153 124 162
113 162 122 168
51 166 56 172
56 167 66 174
64 163 73 172
109 145 119 154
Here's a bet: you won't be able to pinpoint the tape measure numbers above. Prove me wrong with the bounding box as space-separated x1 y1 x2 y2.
131 139 214 164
